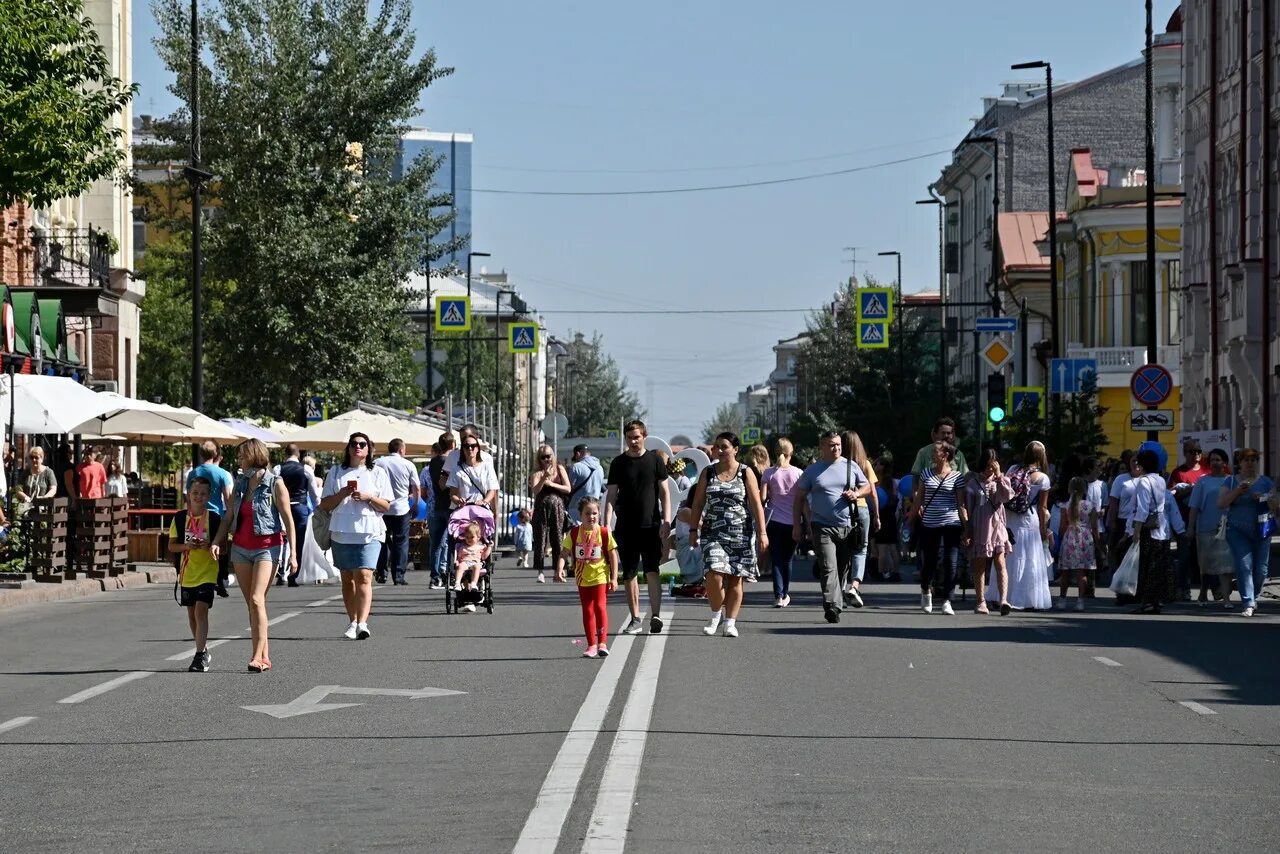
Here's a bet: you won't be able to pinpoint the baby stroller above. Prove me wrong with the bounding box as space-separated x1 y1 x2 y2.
445 503 495 614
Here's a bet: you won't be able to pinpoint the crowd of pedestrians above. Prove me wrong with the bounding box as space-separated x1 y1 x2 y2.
158 414 1277 672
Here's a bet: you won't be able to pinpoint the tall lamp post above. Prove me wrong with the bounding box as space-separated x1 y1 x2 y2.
878 250 903 380
465 250 490 405
184 0 212 456
1142 0 1158 441
916 196 954 409
495 289 516 412
1011 60 1058 360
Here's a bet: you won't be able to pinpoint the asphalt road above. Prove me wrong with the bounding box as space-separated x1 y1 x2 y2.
1 558 1277 853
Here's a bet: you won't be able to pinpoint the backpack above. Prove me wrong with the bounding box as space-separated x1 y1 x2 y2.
1006 466 1035 514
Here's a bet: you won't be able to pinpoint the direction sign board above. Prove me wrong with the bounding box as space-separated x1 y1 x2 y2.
856 288 894 322
435 297 470 332
975 316 1018 334
305 396 326 425
1008 386 1045 418
1050 358 1099 395
1130 409 1175 432
742 426 763 444
980 336 1013 370
508 322 539 353
857 321 889 349
1130 364 1173 406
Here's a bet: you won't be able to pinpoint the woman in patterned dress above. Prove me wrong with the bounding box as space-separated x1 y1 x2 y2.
529 444 571 583
963 446 1013 615
1055 477 1099 611
689 432 769 638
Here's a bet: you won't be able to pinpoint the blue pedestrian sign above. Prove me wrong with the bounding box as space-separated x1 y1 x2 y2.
1050 358 1099 395
857 320 889 349
305 395 326 425
435 297 470 332
507 322 539 354
975 316 1018 333
856 288 894 322
1008 386 1044 418
742 426 763 444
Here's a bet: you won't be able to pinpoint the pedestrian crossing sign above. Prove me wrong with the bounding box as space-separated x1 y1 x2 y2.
857 320 889 349
856 288 894 322
742 426 762 444
508 322 539 353
435 297 470 332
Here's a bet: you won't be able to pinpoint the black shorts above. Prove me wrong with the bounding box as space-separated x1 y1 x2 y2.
179 583 217 608
615 527 663 580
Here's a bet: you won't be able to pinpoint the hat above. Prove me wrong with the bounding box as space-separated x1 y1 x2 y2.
573 444 589 454
1137 440 1168 474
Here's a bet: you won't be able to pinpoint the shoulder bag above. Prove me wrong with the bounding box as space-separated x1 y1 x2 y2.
311 468 337 550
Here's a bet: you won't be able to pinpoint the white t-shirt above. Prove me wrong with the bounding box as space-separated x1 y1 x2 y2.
375 453 419 516
443 447 498 482
323 465 392 544
447 462 499 506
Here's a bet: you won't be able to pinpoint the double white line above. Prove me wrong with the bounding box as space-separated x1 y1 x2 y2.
514 609 674 854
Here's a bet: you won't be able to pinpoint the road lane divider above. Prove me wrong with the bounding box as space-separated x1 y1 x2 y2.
1179 700 1216 715
165 636 243 662
1092 656 1123 667
512 631 639 854
57 671 154 705
266 610 302 627
306 594 344 608
0 716 36 735
582 608 674 854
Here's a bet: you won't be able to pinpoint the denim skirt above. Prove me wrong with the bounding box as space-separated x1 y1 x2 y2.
332 540 382 572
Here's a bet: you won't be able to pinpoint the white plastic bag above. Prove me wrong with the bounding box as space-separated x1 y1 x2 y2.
298 516 338 584
1110 539 1141 596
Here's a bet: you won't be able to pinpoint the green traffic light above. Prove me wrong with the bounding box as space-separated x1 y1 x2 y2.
988 406 1006 424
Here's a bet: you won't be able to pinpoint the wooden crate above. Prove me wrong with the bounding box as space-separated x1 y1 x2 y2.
127 530 165 562
26 498 70 580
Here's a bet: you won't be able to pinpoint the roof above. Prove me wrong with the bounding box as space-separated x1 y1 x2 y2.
998 212 1051 270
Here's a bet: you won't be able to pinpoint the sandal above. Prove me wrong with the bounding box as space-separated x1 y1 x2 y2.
247 659 265 672
975 604 990 615
260 657 272 671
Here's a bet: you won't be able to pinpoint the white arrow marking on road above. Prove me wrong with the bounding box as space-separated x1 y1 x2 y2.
242 684 466 719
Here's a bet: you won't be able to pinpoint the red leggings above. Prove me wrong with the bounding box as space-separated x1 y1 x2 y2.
577 584 609 645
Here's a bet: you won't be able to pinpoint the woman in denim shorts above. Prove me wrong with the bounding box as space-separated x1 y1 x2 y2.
319 432 392 640
212 439 297 672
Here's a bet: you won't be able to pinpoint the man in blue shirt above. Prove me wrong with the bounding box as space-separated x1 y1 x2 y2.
792 430 871 624
566 444 603 524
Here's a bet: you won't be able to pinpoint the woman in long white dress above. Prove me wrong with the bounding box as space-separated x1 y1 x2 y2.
989 441 1053 610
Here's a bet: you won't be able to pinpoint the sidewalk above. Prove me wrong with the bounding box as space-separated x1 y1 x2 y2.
0 564 178 610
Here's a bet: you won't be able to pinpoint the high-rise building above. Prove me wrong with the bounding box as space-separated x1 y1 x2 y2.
396 129 473 269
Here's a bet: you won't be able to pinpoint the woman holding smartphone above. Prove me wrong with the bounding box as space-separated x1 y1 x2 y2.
320 432 393 640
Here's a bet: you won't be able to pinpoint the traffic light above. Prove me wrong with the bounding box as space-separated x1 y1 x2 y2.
987 372 1007 424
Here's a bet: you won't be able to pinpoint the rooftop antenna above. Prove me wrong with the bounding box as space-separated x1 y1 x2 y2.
842 246 861 287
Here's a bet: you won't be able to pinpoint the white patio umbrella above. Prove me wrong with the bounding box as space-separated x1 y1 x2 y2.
99 409 263 446
0 374 118 434
284 409 443 453
69 392 201 436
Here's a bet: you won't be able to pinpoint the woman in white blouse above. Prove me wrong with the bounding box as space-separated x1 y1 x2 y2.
448 435 499 511
105 458 128 498
319 432 392 640
1129 448 1174 614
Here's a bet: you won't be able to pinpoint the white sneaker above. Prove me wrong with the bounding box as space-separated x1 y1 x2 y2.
847 587 864 608
1242 606 1255 617
703 611 723 635
356 622 371 640
343 621 358 640
779 595 790 608
941 600 954 615
462 603 476 613
723 623 739 638
622 617 644 635
921 592 933 614
536 572 545 583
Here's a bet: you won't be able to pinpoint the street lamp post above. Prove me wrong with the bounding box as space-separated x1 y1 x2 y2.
1142 0 1158 441
916 196 954 409
1011 60 1058 360
465 250 490 405
878 250 903 383
495 289 516 413
184 0 213 459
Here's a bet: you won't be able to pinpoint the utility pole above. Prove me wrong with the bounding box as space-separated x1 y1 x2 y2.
843 247 862 283
1143 0 1159 442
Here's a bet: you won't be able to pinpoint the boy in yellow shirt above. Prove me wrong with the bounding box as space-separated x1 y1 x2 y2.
169 478 223 672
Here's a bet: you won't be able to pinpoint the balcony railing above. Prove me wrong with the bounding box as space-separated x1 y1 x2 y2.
31 228 111 289
1065 344 1181 373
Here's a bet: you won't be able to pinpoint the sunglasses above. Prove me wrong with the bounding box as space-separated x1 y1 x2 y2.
350 441 368 448
463 443 480 450
539 454 552 460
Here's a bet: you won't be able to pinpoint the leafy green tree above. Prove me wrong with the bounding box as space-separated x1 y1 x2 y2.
0 0 137 207
702 402 743 443
555 332 642 437
150 0 459 421
791 275 973 469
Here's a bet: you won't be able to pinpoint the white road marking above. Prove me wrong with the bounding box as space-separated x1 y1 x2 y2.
1092 656 1124 667
165 636 241 662
266 610 301 627
57 671 154 704
306 594 343 608
1179 700 1217 715
512 632 638 854
582 609 674 854
0 716 36 735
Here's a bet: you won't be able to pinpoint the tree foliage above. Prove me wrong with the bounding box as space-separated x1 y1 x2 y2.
701 402 742 443
789 275 972 470
149 0 458 421
555 332 642 437
0 0 137 207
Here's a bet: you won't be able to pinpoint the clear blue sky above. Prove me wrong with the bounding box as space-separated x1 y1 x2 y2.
131 0 1181 441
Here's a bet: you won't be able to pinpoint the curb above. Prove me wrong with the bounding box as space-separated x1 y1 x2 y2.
0 565 179 612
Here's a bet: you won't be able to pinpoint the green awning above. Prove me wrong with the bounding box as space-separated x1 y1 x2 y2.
11 291 36 357
36 298 63 361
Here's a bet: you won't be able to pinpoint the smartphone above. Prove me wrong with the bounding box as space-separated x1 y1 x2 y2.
347 479 358 490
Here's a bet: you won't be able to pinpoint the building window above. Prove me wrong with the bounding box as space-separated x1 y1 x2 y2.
1129 261 1150 347
786 355 796 376
1164 259 1182 345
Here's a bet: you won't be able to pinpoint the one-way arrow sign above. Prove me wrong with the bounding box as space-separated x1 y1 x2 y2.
243 685 466 719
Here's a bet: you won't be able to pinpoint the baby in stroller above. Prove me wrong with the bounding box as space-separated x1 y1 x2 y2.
446 503 496 614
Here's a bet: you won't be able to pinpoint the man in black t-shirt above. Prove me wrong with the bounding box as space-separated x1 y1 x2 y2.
423 432 455 589
604 420 671 635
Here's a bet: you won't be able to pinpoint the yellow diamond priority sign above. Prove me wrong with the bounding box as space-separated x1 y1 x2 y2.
981 336 1013 370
